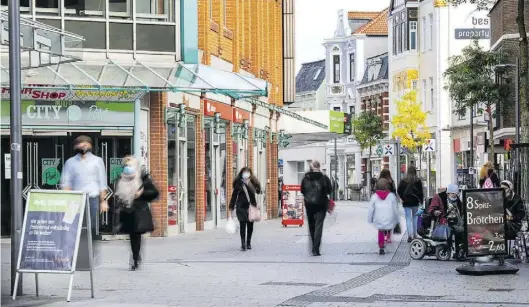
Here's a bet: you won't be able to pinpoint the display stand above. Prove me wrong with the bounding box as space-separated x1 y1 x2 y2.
281 185 304 227
456 188 519 276
12 190 95 302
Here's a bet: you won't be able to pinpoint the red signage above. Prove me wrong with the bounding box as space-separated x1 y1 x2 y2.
505 139 513 151
233 108 250 124
203 99 232 120
168 186 177 225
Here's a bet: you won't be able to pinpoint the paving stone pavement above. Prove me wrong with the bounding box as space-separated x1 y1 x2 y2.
1 201 529 307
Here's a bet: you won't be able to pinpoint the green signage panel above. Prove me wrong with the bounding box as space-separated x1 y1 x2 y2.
329 110 345 134
110 158 124 184
42 158 61 186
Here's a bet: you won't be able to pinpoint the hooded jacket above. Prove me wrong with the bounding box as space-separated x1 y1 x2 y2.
301 171 332 212
368 190 400 230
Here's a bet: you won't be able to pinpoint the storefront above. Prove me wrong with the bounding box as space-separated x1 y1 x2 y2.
0 94 144 237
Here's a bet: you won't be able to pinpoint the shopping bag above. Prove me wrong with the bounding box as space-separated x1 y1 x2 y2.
431 224 451 241
225 218 237 234
327 199 336 213
248 205 261 222
393 223 402 234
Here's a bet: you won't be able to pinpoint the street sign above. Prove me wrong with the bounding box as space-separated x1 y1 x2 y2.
423 139 436 152
375 145 383 157
383 144 395 156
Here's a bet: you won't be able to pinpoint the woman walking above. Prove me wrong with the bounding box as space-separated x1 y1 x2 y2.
228 167 261 251
397 165 424 243
368 179 400 255
115 156 159 271
479 161 501 188
378 169 396 243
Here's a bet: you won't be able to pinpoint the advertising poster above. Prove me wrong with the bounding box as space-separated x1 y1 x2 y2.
41 158 61 186
282 185 304 226
19 191 86 272
168 185 177 225
463 188 507 257
109 158 124 184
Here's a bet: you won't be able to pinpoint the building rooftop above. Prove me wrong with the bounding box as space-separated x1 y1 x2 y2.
348 11 380 20
352 8 389 36
295 59 326 94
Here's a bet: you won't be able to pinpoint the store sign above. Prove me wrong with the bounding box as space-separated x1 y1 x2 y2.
454 28 490 40
41 158 61 186
463 188 507 257
203 99 232 120
329 110 345 134
1 87 142 102
343 113 353 135
233 108 250 124
0 100 134 127
4 153 11 179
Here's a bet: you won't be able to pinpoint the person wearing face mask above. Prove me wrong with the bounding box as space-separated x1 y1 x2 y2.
228 167 261 251
500 180 525 242
61 135 109 231
426 184 465 258
116 156 159 270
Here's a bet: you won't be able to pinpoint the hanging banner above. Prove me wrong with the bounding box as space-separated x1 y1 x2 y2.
18 191 86 271
463 188 507 257
281 185 304 227
41 158 61 186
109 158 124 184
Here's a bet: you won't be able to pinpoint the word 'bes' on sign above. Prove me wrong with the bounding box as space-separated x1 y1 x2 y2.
462 188 507 257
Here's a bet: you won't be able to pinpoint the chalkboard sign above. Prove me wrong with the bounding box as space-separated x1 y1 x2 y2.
17 190 86 272
462 188 507 257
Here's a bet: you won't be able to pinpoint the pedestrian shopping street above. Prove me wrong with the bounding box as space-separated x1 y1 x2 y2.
2 201 528 307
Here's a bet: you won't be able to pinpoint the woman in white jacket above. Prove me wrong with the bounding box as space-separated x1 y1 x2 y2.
368 178 400 255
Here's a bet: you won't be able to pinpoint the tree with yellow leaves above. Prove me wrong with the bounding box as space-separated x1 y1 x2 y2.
391 90 430 151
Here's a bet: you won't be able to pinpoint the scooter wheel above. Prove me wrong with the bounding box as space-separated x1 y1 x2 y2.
435 245 451 261
409 239 427 260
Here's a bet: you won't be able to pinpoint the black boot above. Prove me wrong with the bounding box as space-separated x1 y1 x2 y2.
130 260 139 271
246 240 252 250
241 237 246 251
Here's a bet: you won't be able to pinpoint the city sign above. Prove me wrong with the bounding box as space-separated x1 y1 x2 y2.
454 28 490 40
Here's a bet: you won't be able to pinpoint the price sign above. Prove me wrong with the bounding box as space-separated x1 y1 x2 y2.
462 188 507 257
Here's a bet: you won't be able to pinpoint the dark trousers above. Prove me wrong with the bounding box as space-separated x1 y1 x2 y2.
129 233 142 263
306 208 326 253
239 221 254 245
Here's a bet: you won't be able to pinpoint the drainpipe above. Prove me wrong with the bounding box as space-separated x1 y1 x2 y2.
133 98 142 164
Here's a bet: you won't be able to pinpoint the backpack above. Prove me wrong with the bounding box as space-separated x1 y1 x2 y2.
303 176 323 204
402 180 421 204
483 176 494 189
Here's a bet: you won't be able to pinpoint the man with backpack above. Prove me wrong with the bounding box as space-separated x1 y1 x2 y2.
301 160 332 256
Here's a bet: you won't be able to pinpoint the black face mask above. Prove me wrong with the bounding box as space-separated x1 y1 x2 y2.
74 147 91 155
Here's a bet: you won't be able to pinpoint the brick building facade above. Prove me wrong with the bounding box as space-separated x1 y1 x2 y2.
147 0 289 236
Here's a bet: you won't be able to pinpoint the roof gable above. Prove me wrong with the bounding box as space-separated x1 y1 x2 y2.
352 8 389 36
295 60 326 93
360 54 389 85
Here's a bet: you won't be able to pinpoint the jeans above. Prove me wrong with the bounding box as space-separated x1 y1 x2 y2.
88 197 99 232
306 208 326 253
404 206 419 239
130 233 142 263
239 221 254 245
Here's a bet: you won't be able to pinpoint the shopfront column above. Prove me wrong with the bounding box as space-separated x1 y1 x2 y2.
270 113 280 218
196 96 206 231
225 123 233 218
266 111 274 219
248 105 256 169
149 92 169 237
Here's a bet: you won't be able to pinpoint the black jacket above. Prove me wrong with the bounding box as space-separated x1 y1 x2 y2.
301 171 332 212
118 172 159 234
506 193 526 239
397 178 424 207
229 180 261 222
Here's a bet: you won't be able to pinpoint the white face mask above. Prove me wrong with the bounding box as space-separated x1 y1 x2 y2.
242 172 250 180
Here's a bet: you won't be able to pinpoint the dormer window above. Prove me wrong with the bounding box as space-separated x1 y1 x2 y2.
313 68 322 80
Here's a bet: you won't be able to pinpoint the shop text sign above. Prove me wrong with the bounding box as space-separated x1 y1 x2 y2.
203 99 233 121
233 108 250 124
1 87 142 102
463 188 507 257
19 191 86 272
1 100 134 128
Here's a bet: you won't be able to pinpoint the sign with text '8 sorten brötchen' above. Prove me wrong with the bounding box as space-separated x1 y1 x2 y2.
463 188 507 257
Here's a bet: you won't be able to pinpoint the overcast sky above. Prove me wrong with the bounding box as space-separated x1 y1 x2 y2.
295 0 389 71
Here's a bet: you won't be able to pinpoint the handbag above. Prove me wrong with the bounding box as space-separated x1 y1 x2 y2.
431 223 451 241
393 223 402 234
242 184 261 222
327 199 336 213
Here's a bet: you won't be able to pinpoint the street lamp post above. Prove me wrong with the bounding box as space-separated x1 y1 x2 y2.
8 0 24 296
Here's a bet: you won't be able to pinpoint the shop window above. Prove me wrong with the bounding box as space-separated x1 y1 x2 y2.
296 161 306 184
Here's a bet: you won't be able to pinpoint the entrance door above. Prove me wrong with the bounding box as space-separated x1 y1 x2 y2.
212 144 221 226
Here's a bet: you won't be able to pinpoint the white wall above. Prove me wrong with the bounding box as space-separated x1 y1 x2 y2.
279 145 326 185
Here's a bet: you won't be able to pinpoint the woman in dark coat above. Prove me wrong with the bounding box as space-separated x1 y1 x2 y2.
397 165 424 243
379 169 396 194
501 180 526 240
116 156 159 270
228 167 261 251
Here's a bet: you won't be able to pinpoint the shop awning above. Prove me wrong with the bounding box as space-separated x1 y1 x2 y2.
0 10 84 68
0 57 268 99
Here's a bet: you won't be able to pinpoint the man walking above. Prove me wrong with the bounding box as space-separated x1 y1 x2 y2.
301 160 332 256
61 135 108 231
